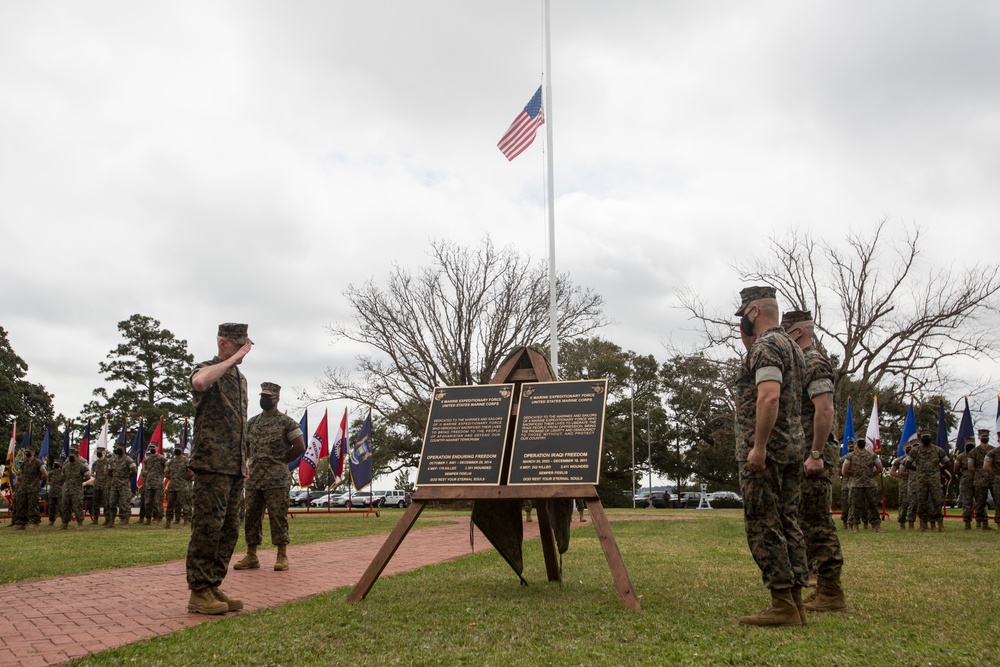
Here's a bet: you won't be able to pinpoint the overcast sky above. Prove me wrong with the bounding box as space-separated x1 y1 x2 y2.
3 1 1000 434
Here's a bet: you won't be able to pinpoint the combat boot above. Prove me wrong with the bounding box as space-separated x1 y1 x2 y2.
965 520 972 530
937 521 945 532
91 516 99 525
121 516 130 527
144 518 151 525
211 587 243 611
898 522 906 530
803 576 848 613
790 587 807 625
738 589 801 627
188 588 228 615
61 522 69 530
984 522 994 531
164 519 171 529
919 521 928 531
872 523 882 533
233 546 260 570
274 544 289 571
907 521 914 530
104 517 116 529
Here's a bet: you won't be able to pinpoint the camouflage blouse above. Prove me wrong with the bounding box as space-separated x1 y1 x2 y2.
190 357 248 477
246 412 302 490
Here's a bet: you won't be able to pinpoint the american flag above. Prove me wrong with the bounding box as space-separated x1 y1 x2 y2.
498 86 545 161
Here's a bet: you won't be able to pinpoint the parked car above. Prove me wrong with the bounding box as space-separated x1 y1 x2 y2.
708 491 742 503
373 489 412 508
309 491 337 507
329 492 355 507
633 492 654 508
678 492 705 508
289 489 310 507
349 491 377 508
650 491 671 509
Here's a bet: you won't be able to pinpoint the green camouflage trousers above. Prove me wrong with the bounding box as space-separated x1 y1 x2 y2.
142 481 164 521
848 486 880 527
739 460 808 590
800 474 843 580
92 486 108 520
244 486 291 547
12 485 41 526
897 479 910 524
974 485 990 522
906 476 943 523
186 472 244 591
107 482 132 521
60 489 85 524
959 477 973 522
165 484 191 522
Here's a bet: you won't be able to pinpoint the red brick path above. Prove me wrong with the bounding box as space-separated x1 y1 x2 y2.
0 516 543 666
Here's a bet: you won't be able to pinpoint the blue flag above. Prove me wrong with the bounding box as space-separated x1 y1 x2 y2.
953 398 973 454
897 403 917 457
842 398 856 456
289 411 307 473
39 426 51 461
349 409 374 491
60 428 71 460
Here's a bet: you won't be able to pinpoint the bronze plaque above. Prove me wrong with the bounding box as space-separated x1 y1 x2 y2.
416 384 515 486
507 379 607 485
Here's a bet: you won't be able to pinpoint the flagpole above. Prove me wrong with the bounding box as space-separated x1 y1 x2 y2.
542 0 558 379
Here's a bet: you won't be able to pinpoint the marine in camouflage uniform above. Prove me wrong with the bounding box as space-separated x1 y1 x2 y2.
732 287 809 627
46 459 64 525
234 382 305 572
889 445 913 529
953 439 975 529
141 447 168 524
105 446 136 526
185 322 252 616
90 449 109 524
12 450 46 529
165 449 193 527
984 440 1000 529
781 310 846 613
969 429 994 530
904 430 950 531
60 455 90 528
838 443 853 527
842 446 882 531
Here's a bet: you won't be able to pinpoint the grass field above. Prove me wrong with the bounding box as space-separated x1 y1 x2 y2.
5 509 982 666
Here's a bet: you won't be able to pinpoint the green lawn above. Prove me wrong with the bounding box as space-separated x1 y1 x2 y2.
53 510 1000 667
0 508 449 584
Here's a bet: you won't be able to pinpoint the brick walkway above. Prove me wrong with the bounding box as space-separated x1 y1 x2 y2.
0 516 544 667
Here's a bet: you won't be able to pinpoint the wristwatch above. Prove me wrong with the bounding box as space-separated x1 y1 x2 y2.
810 450 822 459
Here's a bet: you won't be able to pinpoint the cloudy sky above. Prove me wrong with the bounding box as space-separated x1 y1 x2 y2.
3 1 1000 432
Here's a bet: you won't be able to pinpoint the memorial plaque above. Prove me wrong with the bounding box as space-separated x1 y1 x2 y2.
416 384 515 486
507 379 608 485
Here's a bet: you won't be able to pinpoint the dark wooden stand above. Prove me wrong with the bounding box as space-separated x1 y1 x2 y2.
347 347 640 610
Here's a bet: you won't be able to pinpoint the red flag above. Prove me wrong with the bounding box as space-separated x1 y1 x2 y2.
77 422 91 462
498 86 545 161
149 417 164 454
298 410 328 488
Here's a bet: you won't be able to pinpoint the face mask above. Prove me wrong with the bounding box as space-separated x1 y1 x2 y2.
740 308 756 337
96 452 103 458
68 457 76 464
115 449 125 456
148 449 155 456
981 439 989 445
260 396 275 410
920 436 932 445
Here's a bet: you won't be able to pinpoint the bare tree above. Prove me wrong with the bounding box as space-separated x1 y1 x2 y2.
679 220 1000 398
309 236 608 462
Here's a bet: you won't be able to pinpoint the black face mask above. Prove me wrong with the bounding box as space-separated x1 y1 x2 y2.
920 436 932 445
115 449 125 457
96 452 103 458
981 439 990 445
740 310 756 337
260 396 275 410
68 457 76 464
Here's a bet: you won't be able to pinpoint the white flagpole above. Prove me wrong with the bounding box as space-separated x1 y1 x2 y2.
543 0 558 378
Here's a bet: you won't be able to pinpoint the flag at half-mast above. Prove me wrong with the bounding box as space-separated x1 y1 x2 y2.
498 86 545 161
329 408 349 484
842 398 856 455
299 409 328 488
897 402 918 457
865 397 880 453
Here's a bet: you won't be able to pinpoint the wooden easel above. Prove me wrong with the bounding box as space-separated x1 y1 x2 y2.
348 347 640 610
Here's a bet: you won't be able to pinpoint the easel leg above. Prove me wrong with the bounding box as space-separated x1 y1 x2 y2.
347 500 426 603
585 498 641 611
535 500 561 583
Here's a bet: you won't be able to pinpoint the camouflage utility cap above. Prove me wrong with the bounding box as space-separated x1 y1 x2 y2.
781 310 812 329
218 323 252 345
735 286 776 316
260 382 281 396
979 428 990 438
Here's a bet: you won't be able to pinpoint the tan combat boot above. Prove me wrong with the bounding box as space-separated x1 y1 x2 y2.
790 587 807 625
803 576 849 613
233 546 260 570
937 521 944 532
211 587 243 611
274 544 289 571
984 521 995 531
965 520 972 530
919 521 928 531
188 588 228 615
738 589 801 627
104 517 116 529
164 518 171 529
